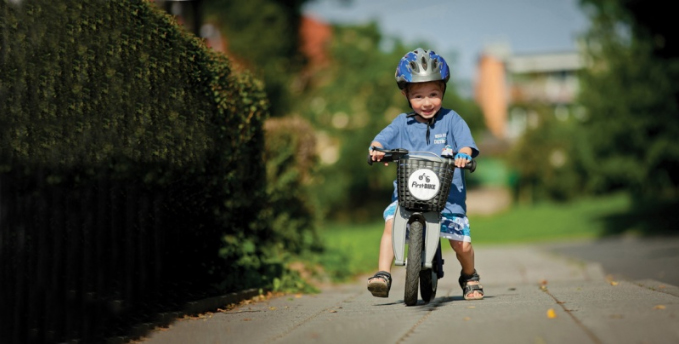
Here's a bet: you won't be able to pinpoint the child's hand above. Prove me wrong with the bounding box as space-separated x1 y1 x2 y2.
454 152 472 168
371 150 388 166
370 145 389 166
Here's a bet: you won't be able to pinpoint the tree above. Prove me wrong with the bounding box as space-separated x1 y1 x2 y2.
204 0 309 117
577 0 679 200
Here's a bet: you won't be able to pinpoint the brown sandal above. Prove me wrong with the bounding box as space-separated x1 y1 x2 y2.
459 269 484 300
367 271 392 298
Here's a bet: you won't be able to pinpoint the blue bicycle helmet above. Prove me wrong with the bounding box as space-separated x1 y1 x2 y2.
395 48 450 90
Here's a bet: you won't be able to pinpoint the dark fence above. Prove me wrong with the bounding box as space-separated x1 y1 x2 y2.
0 168 222 344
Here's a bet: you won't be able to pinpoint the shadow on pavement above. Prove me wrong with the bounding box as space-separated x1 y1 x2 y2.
597 198 679 237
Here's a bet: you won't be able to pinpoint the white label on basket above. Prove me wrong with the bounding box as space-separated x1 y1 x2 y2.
407 169 440 201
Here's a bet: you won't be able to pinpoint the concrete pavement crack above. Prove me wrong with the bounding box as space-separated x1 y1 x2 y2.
541 285 603 344
395 288 450 343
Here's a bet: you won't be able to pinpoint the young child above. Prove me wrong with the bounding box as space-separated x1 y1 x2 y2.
367 48 483 301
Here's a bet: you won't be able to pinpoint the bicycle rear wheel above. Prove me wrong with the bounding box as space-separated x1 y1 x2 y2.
420 242 441 303
420 268 437 303
404 220 423 306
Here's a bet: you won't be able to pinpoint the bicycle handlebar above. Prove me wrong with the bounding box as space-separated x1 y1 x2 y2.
367 147 476 173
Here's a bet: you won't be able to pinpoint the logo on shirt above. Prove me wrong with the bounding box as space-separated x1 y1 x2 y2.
433 133 446 145
441 145 454 157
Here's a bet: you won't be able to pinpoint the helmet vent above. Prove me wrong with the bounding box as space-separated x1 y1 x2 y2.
421 56 427 71
409 61 418 72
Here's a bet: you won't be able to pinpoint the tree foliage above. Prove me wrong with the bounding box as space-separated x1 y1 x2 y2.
203 0 309 117
577 0 679 200
507 102 588 203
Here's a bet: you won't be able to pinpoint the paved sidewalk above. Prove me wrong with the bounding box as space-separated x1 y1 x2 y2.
138 244 679 344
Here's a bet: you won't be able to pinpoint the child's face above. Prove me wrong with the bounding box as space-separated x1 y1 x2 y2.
403 81 443 120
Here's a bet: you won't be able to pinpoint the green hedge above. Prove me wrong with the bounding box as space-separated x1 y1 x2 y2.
0 0 267 171
0 0 295 342
1 0 275 270
0 0 269 249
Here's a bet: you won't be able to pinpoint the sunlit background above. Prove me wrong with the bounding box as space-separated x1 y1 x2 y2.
161 0 678 223
2 0 678 342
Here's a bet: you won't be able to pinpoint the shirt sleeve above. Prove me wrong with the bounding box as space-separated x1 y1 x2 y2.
373 114 404 149
451 113 480 158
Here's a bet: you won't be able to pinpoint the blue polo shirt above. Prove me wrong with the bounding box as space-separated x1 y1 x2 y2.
373 108 479 215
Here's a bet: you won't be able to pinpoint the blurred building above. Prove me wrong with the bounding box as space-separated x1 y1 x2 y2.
300 16 332 70
474 42 584 144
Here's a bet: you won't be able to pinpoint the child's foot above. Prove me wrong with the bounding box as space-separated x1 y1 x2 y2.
462 281 484 300
459 269 484 300
367 271 392 298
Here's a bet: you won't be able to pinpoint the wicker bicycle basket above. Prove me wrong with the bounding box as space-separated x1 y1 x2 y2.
396 155 454 212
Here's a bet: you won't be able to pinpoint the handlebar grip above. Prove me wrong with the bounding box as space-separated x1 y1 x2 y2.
464 159 476 173
367 154 395 165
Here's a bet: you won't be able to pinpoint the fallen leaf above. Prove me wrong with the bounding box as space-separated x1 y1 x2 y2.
654 305 666 310
547 308 557 319
269 306 277 311
463 317 471 321
467 306 476 309
540 279 548 286
329 310 337 313
243 318 252 321
610 281 619 286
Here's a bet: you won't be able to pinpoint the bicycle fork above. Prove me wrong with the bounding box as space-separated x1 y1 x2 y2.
392 206 442 269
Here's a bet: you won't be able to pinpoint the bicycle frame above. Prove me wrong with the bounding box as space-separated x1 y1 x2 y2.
392 208 440 269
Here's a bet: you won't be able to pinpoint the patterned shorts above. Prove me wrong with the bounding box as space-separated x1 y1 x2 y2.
383 201 471 242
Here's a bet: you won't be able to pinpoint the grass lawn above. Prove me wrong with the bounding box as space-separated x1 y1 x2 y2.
470 192 630 244
317 192 631 283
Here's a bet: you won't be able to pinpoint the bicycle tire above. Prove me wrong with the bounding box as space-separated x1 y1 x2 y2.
420 268 437 303
421 242 442 303
404 220 423 306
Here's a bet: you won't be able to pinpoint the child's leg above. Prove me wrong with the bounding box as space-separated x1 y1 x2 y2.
378 218 395 272
449 239 483 300
371 218 394 278
367 219 394 297
449 239 475 275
